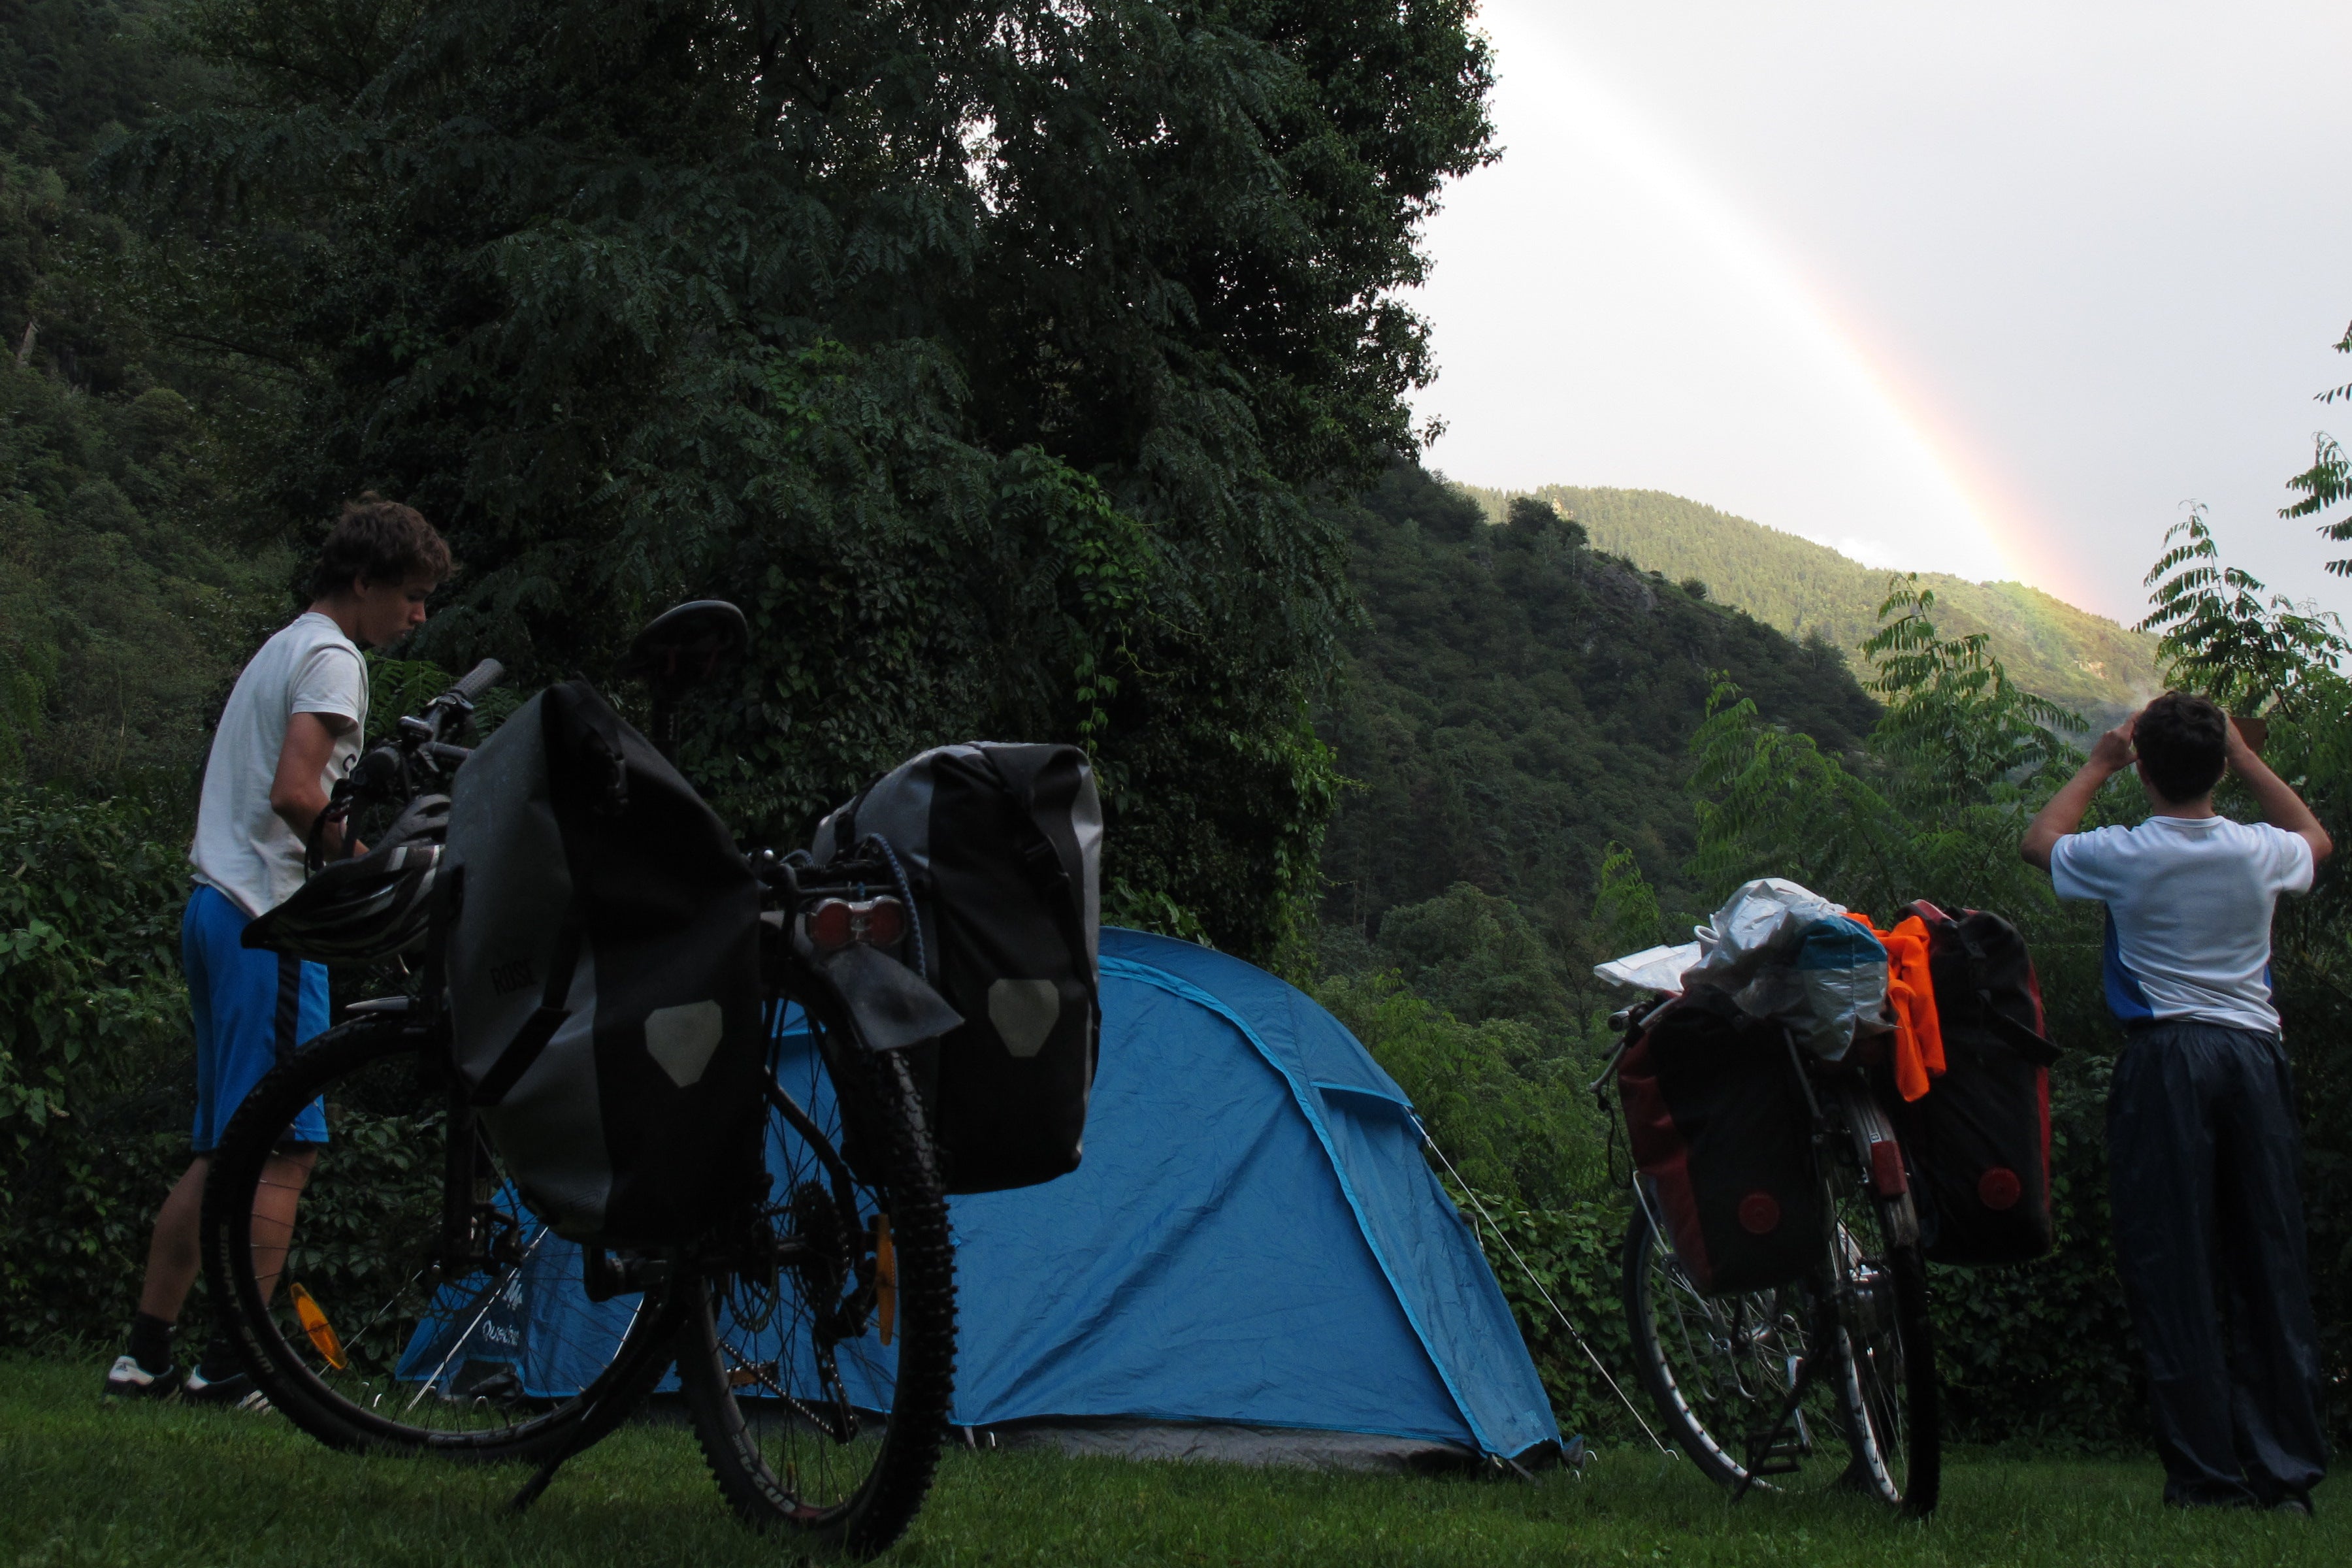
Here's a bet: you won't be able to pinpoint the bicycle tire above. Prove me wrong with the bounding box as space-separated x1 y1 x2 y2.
676 1044 956 1558
1827 1188 1942 1515
1620 1200 1840 1490
202 1013 681 1460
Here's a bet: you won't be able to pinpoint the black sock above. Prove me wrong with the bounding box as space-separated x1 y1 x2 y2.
128 1312 176 1375
197 1330 243 1382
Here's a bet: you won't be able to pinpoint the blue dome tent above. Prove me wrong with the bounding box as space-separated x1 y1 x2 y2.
399 928 1561 1469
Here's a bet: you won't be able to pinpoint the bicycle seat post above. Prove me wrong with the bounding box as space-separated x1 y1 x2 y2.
616 600 748 763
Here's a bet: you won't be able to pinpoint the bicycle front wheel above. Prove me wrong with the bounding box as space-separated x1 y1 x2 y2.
202 1013 681 1460
676 1040 956 1558
1621 1197 1844 1490
1829 1185 1941 1514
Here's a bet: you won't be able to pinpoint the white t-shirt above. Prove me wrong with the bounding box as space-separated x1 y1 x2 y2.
190 613 369 918
2050 814 2315 1034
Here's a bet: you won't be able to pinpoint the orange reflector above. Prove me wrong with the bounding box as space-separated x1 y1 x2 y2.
289 1281 347 1370
876 1214 896 1347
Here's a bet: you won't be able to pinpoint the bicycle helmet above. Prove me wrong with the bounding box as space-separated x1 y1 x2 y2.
242 794 449 965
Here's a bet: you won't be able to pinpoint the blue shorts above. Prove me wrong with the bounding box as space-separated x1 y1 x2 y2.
186 884 330 1152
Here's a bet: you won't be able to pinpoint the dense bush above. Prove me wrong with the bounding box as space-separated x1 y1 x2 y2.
0 788 191 1343
0 649 502 1350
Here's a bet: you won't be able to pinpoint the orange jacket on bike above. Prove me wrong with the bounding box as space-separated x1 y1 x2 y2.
1845 911 1945 1100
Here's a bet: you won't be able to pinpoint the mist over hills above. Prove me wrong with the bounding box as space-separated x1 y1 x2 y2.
1457 483 2161 727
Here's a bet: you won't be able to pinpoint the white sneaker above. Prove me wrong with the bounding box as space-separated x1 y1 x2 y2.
182 1365 273 1414
103 1354 182 1399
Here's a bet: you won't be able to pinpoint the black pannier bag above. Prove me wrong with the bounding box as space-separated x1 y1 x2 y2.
444 681 765 1247
813 743 1100 1195
1618 991 1827 1296
1876 900 2058 1267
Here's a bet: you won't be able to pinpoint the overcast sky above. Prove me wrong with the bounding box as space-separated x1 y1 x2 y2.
1408 1 2352 626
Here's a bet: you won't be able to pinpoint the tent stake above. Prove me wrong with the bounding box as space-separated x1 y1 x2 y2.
1417 1124 1674 1460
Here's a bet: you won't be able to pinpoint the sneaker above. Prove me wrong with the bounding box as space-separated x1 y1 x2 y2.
103 1354 182 1399
182 1365 272 1414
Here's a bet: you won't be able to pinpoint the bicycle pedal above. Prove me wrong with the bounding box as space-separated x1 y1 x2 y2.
726 1361 779 1389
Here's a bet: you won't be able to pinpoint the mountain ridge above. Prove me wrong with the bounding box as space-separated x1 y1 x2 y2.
1456 483 2161 726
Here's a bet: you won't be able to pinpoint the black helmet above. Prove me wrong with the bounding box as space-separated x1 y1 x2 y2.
242 794 449 965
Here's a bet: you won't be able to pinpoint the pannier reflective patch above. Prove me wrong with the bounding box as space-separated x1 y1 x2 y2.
988 979 1061 1059
1737 1192 1782 1235
1978 1167 2022 1211
644 1000 725 1087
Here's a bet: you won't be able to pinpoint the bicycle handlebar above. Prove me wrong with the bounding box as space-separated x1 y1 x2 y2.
450 659 504 705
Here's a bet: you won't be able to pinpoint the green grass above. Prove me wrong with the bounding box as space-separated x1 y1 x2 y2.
3 1354 2337 1567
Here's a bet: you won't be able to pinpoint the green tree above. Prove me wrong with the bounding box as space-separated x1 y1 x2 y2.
103 0 1496 956
2137 508 2349 719
2286 318 2351 576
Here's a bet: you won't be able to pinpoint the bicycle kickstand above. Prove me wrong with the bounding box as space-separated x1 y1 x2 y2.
505 1317 674 1514
1731 1352 1819 1503
507 1456 569 1514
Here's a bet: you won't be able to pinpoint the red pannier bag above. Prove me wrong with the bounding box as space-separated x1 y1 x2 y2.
1618 991 1826 1295
1876 900 2059 1267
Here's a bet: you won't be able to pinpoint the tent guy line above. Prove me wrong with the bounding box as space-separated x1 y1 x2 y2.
1415 1127 1672 1459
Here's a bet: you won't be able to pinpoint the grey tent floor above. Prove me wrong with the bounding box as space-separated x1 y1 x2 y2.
964 1416 1488 1473
637 1398 1506 1473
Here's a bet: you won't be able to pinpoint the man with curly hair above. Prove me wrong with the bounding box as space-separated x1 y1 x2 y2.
2023 691 2330 1514
105 497 450 1409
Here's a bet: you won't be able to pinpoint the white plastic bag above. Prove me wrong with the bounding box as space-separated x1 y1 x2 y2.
1595 877 1889 1060
1687 878 1845 976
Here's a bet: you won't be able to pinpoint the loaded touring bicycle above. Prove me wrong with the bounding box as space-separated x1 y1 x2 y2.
1603 900 2059 1518
203 601 1101 1556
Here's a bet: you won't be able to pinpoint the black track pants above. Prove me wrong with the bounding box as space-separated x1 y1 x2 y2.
2107 1020 2328 1507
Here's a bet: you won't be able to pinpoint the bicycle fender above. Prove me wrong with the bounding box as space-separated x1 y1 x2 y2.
815 941 964 1053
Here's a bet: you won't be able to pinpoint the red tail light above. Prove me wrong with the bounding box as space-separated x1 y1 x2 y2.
860 898 906 948
808 899 855 951
804 896 907 953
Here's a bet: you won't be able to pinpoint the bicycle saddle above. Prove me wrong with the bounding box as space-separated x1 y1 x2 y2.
617 600 749 700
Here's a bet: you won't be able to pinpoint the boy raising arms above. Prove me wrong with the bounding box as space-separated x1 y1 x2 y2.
2021 691 2330 1512
106 497 450 1406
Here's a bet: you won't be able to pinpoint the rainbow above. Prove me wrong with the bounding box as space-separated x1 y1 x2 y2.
1500 16 2087 604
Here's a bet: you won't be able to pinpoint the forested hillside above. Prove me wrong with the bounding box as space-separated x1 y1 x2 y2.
1320 466 1876 947
1303 466 1884 1279
1 0 284 789
1459 483 2159 725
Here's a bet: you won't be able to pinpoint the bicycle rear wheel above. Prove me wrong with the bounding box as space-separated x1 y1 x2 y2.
202 1013 681 1460
1621 1197 1846 1490
1828 1185 1941 1514
676 1038 956 1558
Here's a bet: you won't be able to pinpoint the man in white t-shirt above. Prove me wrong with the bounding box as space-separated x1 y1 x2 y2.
105 496 450 1409
2021 691 2330 1514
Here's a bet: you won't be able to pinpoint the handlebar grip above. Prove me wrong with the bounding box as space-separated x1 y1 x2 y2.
451 659 505 703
